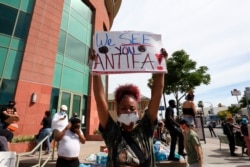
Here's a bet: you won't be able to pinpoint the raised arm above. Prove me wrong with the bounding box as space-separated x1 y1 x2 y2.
93 75 109 129
147 49 167 123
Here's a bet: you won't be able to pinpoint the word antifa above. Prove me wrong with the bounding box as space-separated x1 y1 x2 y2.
93 46 156 70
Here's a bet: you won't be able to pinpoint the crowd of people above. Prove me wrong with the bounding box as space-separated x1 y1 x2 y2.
1 47 250 167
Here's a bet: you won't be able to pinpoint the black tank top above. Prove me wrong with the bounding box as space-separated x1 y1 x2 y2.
182 108 194 116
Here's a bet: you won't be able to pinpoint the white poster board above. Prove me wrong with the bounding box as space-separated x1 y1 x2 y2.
0 152 16 167
92 31 167 74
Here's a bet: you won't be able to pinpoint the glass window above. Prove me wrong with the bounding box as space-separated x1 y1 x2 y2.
71 0 92 22
4 49 22 79
20 0 35 13
57 30 66 54
68 16 85 42
61 92 71 112
0 47 8 77
56 53 64 64
72 94 81 118
63 3 70 13
61 66 83 92
15 11 31 39
10 38 25 51
52 63 62 87
63 56 84 72
61 11 69 31
82 74 89 94
50 88 59 116
0 0 20 8
0 4 18 36
0 79 17 105
65 34 85 63
0 34 11 47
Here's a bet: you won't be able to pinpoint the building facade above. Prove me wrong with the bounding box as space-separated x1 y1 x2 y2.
0 0 121 140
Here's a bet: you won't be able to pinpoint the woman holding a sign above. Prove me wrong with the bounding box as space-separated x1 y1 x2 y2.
92 48 167 167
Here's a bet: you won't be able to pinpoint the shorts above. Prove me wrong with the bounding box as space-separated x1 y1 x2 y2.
182 115 195 126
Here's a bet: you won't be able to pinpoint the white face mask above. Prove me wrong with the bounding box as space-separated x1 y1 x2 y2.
117 113 139 126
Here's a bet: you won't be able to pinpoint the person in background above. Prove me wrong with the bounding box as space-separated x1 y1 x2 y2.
240 117 250 156
165 99 185 161
207 121 217 137
0 100 19 129
154 120 167 144
33 110 52 155
182 91 197 127
69 112 78 122
0 136 8 151
179 119 203 167
51 105 69 132
92 48 167 167
224 117 240 156
0 128 14 151
55 117 86 167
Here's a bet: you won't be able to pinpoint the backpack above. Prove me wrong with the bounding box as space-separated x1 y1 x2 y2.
221 122 230 135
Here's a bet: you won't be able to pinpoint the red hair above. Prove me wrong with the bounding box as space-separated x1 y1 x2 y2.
114 84 141 104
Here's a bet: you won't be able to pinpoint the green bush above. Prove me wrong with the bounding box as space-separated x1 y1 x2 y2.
12 135 35 143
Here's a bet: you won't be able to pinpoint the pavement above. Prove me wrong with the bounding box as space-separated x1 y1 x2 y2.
17 136 250 167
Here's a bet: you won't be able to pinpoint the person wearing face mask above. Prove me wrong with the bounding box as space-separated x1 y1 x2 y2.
51 105 69 132
92 48 168 167
55 117 86 167
0 100 19 129
165 99 185 161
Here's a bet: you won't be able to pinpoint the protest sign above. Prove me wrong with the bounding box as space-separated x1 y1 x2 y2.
0 152 16 167
92 31 167 74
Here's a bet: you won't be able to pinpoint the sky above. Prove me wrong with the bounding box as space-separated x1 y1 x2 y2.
108 0 250 108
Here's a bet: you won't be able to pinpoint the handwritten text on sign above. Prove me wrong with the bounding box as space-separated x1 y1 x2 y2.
92 31 167 74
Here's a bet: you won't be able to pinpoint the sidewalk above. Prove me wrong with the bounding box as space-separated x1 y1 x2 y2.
201 137 250 167
18 137 250 167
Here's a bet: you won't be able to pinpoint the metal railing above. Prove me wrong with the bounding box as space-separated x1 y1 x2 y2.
15 131 53 167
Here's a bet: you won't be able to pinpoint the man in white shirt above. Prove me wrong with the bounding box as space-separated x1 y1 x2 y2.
55 117 86 167
51 105 69 131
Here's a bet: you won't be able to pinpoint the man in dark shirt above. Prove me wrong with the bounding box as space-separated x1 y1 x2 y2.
165 99 185 160
225 118 240 156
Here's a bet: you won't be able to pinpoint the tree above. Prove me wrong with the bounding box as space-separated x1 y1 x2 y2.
239 96 250 108
227 105 241 116
162 50 211 115
217 110 230 120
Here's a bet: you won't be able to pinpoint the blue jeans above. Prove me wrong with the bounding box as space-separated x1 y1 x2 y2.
37 128 52 152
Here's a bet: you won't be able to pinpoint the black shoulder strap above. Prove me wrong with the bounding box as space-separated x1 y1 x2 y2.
121 131 147 166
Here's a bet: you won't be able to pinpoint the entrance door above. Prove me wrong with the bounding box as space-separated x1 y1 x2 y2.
59 91 86 133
